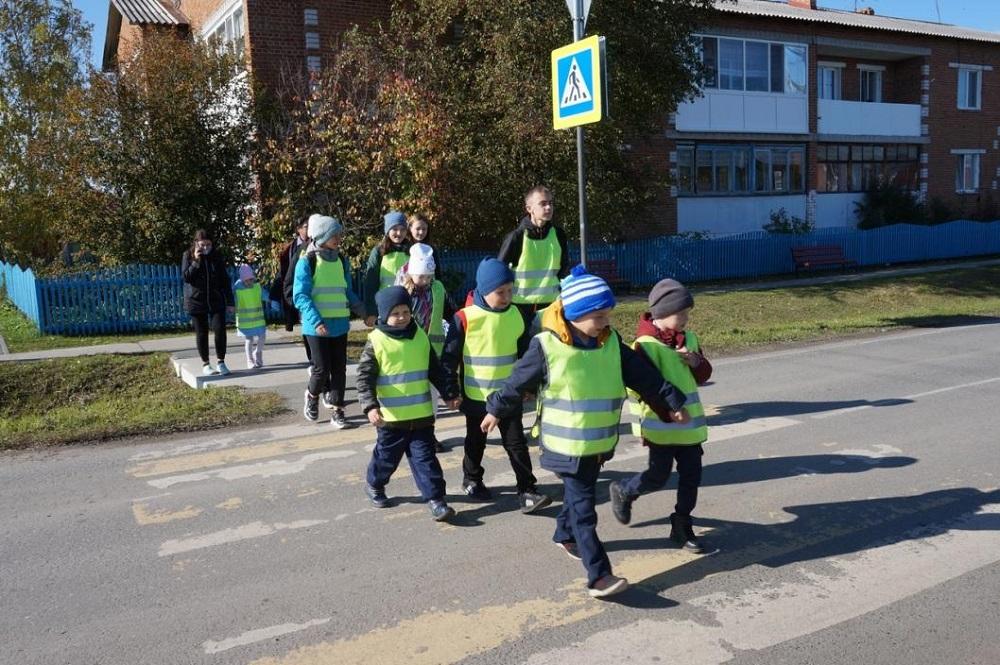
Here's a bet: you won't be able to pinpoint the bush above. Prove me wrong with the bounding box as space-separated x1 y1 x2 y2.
763 208 813 234
854 183 926 229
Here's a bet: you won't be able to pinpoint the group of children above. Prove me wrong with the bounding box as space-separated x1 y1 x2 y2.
237 199 714 599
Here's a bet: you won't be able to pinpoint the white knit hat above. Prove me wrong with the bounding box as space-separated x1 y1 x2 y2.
408 243 436 276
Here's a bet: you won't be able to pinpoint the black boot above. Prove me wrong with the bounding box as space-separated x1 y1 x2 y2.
669 513 705 553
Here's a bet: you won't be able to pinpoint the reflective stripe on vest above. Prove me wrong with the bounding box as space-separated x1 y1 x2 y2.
312 255 349 320
235 283 265 331
627 332 708 445
370 327 434 422
461 305 524 401
427 280 446 357
536 330 626 457
379 251 408 290
512 227 561 305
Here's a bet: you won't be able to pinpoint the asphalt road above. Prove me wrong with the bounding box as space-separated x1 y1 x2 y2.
2 321 999 665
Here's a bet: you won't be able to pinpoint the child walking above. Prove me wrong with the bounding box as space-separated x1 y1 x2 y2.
358 286 461 521
610 279 712 553
396 243 457 452
482 267 688 598
441 258 552 514
234 264 267 369
363 211 410 317
293 214 367 429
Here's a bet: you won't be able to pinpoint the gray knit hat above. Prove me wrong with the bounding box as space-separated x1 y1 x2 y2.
648 278 694 318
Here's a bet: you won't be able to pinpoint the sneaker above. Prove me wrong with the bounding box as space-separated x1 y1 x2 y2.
322 392 335 410
518 490 553 514
254 361 264 369
330 408 348 430
462 481 492 501
669 513 705 554
588 574 629 598
216 361 231 376
609 481 634 525
202 364 218 376
428 500 455 522
303 390 319 422
365 484 390 508
556 540 582 561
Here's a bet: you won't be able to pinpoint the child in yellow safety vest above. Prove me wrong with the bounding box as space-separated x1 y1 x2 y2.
234 264 267 369
363 211 410 320
609 278 713 553
481 266 689 598
357 286 462 522
441 258 552 514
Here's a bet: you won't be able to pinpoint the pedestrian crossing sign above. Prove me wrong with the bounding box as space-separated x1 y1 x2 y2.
551 35 606 130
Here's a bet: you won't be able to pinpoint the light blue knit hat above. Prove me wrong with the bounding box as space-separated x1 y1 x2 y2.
560 265 616 321
384 211 407 234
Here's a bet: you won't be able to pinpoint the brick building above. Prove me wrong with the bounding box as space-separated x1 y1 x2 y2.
101 0 1000 236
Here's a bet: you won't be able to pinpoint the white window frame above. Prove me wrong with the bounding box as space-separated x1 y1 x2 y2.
305 32 320 50
957 68 982 110
818 62 844 100
858 65 884 103
202 0 245 63
952 149 984 193
695 34 808 96
304 8 319 26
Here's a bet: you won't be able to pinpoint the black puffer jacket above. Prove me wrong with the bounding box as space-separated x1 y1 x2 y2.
182 249 234 315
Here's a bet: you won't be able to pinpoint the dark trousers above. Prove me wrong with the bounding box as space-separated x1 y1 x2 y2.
191 311 226 363
301 335 313 364
461 400 537 492
305 334 347 406
367 425 445 501
552 454 612 587
621 444 703 517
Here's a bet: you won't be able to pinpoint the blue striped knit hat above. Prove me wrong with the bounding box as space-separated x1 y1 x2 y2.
560 265 616 321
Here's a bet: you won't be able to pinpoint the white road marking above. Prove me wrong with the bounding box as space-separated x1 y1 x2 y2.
203 618 331 654
146 451 357 489
903 376 1000 400
158 520 327 557
524 501 1000 665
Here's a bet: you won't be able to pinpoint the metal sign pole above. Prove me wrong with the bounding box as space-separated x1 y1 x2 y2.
573 0 589 269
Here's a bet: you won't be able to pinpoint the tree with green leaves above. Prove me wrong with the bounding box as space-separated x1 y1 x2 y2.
70 31 255 266
0 0 90 266
258 0 713 256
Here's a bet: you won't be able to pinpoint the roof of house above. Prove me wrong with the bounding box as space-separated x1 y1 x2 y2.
102 0 190 71
715 0 1000 45
111 0 188 25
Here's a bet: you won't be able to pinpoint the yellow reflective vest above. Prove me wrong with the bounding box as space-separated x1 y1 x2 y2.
370 327 434 422
379 251 408 291
536 330 627 457
461 304 524 402
235 282 265 332
421 280 447 357
628 331 707 445
312 255 349 320
512 227 561 305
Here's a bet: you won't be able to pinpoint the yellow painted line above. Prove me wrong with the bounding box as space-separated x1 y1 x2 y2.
339 447 533 484
127 414 466 478
132 502 203 525
216 497 243 510
382 508 427 522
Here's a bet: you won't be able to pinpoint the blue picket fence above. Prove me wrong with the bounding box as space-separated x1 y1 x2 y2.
3 220 1000 335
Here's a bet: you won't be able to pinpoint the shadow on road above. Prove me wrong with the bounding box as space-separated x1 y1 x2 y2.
604 487 1000 596
708 398 912 425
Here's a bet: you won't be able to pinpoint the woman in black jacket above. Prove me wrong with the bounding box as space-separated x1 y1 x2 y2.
182 229 235 376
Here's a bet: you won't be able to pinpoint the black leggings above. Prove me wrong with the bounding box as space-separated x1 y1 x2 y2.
306 334 348 406
191 312 227 363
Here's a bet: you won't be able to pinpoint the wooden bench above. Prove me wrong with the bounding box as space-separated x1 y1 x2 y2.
587 258 631 294
791 245 857 275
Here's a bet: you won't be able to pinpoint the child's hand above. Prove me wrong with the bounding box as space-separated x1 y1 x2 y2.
364 315 376 328
367 408 385 427
677 346 701 368
670 409 691 424
315 323 329 336
480 413 500 434
444 397 462 410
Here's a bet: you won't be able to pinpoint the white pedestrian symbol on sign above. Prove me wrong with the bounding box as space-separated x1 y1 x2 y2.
560 57 592 108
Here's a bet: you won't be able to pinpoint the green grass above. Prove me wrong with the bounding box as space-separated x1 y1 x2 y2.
0 353 285 450
0 299 190 353
611 265 1000 355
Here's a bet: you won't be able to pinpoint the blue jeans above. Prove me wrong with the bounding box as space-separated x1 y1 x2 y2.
621 444 703 517
552 454 612 587
366 425 445 501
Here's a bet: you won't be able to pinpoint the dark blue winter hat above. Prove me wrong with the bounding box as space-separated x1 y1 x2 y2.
375 286 412 324
475 258 515 297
